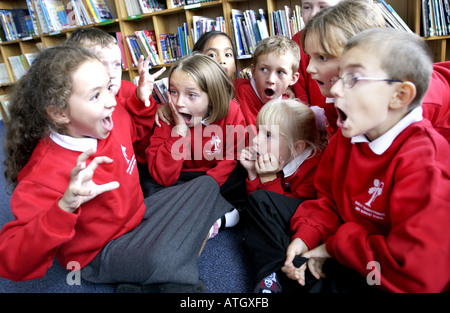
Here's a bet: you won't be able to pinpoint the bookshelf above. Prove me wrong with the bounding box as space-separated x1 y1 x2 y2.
0 0 448 114
0 0 301 90
389 0 450 62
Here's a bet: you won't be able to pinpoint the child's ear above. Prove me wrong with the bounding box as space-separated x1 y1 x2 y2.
289 71 300 86
390 81 416 110
46 105 70 125
293 140 306 155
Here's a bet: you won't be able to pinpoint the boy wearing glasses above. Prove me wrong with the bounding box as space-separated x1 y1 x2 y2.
282 28 450 293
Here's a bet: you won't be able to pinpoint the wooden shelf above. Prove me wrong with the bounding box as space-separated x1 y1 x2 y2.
0 0 447 88
389 0 450 62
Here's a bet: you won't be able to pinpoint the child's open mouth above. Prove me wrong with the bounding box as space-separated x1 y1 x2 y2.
336 108 347 128
180 112 192 124
102 112 114 131
264 88 275 97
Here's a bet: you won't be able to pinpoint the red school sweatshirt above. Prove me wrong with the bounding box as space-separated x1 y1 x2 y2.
291 30 338 135
146 99 247 187
234 77 264 127
245 148 322 200
0 103 146 282
117 80 159 165
422 61 450 143
290 109 450 292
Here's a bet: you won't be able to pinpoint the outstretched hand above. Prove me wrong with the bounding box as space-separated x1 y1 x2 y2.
136 55 166 107
58 149 120 213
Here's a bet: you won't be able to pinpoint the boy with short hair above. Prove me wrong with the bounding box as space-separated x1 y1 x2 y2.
282 28 450 293
234 35 300 127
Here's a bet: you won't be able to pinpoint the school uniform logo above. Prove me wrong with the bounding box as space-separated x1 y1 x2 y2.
354 178 386 221
121 144 136 175
206 134 222 156
366 179 384 207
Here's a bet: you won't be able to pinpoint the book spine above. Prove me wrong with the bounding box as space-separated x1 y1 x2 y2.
231 9 244 56
125 35 138 67
116 32 128 69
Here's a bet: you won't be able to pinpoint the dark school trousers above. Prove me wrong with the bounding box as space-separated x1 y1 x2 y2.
243 189 302 285
81 176 233 286
139 162 248 208
242 190 384 293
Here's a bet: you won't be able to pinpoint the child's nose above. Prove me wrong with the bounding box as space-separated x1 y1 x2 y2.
306 61 316 74
267 72 276 84
106 92 116 108
217 54 226 64
330 78 343 98
174 95 185 108
252 133 261 146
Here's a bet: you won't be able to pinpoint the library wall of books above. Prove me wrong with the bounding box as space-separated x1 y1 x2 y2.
0 0 447 121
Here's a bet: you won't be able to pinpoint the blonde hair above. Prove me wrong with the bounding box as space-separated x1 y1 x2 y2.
301 0 385 58
256 99 328 158
253 35 301 73
168 52 234 124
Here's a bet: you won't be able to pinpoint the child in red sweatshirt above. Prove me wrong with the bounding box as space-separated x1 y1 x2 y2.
234 36 300 128
240 98 328 292
291 0 342 123
0 46 232 292
145 53 247 215
295 0 450 141
65 28 167 199
283 28 450 293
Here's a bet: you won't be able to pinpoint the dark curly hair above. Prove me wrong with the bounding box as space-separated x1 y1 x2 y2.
3 45 98 190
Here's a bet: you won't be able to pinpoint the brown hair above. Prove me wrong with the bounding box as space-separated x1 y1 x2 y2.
253 35 301 74
4 46 99 189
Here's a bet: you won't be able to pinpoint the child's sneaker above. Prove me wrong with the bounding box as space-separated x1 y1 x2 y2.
255 272 282 293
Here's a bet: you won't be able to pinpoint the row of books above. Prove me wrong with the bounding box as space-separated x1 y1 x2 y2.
126 30 187 66
34 0 114 34
421 0 450 37
171 0 215 8
238 65 252 79
124 30 162 68
0 63 11 85
0 1 41 41
375 0 413 33
133 75 168 105
191 16 225 44
231 8 270 57
160 27 191 64
270 5 305 39
3 52 40 82
8 55 28 81
124 0 166 17
152 77 168 104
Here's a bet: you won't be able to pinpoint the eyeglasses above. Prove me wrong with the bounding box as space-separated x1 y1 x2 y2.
332 73 402 89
